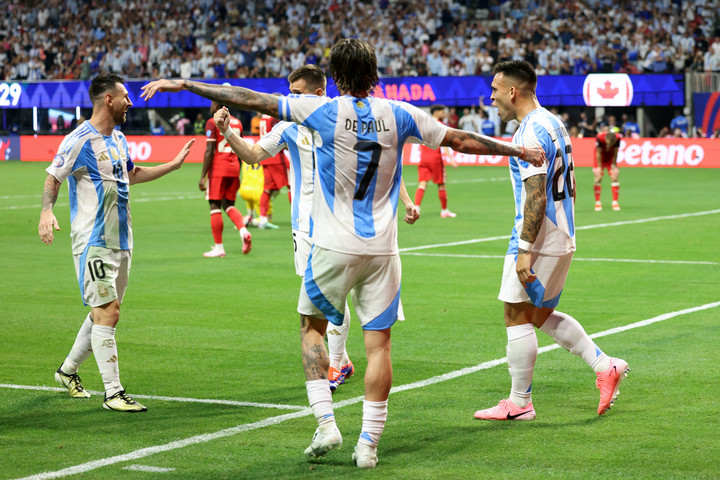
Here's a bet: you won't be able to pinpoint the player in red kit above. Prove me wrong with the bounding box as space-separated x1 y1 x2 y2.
593 129 622 211
257 113 290 229
200 102 252 257
415 105 458 218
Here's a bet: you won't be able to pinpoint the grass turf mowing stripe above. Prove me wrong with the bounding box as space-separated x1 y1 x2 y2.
13 300 719 480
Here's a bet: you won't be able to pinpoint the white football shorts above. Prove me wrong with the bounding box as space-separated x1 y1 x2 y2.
74 246 131 307
498 252 572 308
298 246 402 330
293 229 313 277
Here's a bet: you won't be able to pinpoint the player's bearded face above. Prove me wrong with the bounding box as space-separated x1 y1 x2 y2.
111 84 132 125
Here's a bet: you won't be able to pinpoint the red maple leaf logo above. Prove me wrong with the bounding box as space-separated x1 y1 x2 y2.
597 80 619 99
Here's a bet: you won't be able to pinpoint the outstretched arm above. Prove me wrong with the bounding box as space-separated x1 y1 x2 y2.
516 174 547 287
38 174 62 245
441 128 545 167
141 79 280 118
129 139 195 185
214 107 271 165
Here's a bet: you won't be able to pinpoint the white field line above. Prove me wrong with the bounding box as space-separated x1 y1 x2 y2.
0 384 305 411
3 195 199 211
402 176 507 187
401 252 718 265
398 209 720 253
122 465 175 473
12 300 720 480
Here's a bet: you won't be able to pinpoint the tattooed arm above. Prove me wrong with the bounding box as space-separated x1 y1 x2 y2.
516 174 547 287
140 79 280 118
38 175 62 245
441 128 546 167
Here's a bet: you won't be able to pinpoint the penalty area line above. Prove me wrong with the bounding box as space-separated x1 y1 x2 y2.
400 252 718 265
398 209 720 253
0 384 306 411
12 300 720 480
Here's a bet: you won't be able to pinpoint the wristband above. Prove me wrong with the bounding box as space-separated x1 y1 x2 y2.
519 146 526 159
221 128 237 140
517 239 532 251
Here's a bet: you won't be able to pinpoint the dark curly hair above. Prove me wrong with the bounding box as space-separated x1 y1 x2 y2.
329 39 379 97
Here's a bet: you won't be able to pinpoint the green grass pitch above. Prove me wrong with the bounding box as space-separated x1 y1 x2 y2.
1 160 719 479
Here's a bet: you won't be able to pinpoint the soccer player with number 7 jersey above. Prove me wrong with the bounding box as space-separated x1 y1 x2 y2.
38 73 194 413
140 38 545 469
473 60 629 423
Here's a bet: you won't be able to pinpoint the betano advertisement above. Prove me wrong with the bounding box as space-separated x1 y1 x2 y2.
6 135 720 168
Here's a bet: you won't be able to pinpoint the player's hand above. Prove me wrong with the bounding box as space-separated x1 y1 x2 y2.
214 107 230 132
522 145 546 167
516 251 536 288
140 79 187 101
404 204 420 225
170 139 195 170
38 210 60 245
199 177 206 192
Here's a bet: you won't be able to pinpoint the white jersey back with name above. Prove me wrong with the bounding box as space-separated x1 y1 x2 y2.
256 121 315 233
278 94 447 255
507 107 575 256
46 122 134 255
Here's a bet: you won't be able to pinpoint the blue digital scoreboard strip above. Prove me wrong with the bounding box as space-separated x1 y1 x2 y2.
1 74 684 110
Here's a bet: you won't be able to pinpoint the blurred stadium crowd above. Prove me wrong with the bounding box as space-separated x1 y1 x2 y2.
2 0 720 81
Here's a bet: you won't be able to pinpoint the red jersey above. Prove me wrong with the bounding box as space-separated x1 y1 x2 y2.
419 143 443 165
206 116 243 177
595 131 622 165
259 114 285 166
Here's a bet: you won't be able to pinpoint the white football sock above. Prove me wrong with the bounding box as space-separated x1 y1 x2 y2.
306 379 335 425
91 325 123 397
507 324 537 408
539 311 610 372
359 399 388 447
61 313 94 374
327 304 351 370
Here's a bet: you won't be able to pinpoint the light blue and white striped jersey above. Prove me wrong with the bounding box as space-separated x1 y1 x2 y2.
46 122 134 255
278 95 447 255
256 121 315 233
507 107 576 256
